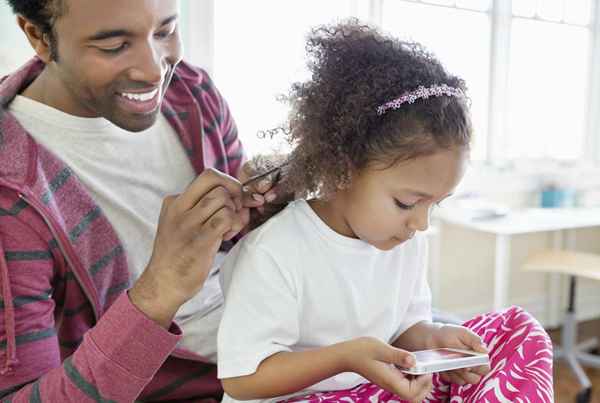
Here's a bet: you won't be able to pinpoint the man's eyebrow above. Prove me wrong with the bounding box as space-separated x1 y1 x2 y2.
160 14 179 27
87 14 179 41
87 29 131 41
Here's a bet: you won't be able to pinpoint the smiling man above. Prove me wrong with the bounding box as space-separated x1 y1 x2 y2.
0 0 272 401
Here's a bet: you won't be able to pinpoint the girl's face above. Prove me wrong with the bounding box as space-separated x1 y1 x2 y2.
313 147 468 251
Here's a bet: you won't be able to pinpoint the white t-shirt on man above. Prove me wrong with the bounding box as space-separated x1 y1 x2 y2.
218 199 432 403
9 95 224 361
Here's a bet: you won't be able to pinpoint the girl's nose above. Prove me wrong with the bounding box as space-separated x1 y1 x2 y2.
407 204 430 232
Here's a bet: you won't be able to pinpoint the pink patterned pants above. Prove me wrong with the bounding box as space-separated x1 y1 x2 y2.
281 307 554 402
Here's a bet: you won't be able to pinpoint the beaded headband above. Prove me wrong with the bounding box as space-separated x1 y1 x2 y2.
376 84 465 116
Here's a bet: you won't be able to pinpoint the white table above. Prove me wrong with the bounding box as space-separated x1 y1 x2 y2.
436 207 600 325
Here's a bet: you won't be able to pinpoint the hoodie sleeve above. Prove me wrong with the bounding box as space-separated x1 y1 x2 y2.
0 192 182 402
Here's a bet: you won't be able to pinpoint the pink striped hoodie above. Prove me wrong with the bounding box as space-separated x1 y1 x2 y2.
0 57 244 402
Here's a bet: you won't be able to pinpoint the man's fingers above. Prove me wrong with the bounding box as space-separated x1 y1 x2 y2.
185 186 237 228
177 168 242 212
264 189 278 203
197 205 245 241
242 190 265 209
223 208 250 241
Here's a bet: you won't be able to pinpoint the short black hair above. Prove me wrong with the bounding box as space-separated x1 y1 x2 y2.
5 0 66 60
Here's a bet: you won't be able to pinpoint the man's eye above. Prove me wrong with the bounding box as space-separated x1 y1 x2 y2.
100 43 128 54
395 199 416 210
155 26 176 39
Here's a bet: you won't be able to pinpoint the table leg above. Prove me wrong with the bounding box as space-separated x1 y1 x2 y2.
427 225 441 309
494 234 511 311
545 231 566 327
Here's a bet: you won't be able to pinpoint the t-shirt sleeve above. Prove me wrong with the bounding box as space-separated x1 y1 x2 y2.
217 242 299 379
392 235 433 340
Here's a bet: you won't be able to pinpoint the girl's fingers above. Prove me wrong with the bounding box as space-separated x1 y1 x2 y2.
460 368 483 384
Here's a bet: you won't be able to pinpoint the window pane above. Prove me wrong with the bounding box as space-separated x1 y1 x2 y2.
0 3 33 76
538 0 564 21
382 1 490 160
455 0 491 12
423 0 456 6
564 0 591 25
507 19 589 160
512 0 537 17
215 0 355 157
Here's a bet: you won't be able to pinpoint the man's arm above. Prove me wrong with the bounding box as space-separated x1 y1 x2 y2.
0 194 180 402
1 167 247 401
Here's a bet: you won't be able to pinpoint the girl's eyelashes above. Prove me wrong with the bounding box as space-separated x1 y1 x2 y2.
395 199 416 210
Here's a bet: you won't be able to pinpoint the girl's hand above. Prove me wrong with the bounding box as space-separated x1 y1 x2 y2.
344 337 433 403
429 325 491 385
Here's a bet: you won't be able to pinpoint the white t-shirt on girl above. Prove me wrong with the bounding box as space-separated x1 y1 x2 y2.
218 199 432 403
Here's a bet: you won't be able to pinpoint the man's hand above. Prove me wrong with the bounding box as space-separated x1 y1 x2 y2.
238 162 279 211
238 156 293 230
429 325 491 385
345 337 433 403
129 168 248 328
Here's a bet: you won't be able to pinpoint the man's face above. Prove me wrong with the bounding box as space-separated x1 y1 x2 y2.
47 0 182 132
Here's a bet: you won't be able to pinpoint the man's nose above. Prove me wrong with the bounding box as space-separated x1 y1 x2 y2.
128 43 164 85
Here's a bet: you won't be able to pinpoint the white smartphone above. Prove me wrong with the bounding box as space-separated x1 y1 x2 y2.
400 348 490 376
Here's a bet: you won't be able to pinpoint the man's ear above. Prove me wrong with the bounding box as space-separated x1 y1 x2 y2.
16 15 53 63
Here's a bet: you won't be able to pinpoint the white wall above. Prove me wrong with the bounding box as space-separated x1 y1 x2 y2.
434 224 600 328
432 165 600 329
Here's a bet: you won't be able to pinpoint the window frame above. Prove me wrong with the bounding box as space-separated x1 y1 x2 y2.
183 0 600 164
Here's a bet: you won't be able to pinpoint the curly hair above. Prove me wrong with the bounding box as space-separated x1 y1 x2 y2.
266 19 472 199
5 0 66 59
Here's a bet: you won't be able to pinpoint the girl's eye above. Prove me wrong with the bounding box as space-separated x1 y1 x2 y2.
395 199 416 210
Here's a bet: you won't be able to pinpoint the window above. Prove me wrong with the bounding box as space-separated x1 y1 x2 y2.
381 0 491 161
507 1 592 159
0 3 33 76
201 0 599 163
214 0 357 157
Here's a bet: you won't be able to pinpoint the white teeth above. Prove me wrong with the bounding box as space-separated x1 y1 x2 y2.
120 88 158 102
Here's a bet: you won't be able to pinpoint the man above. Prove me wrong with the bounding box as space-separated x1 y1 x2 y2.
0 0 275 401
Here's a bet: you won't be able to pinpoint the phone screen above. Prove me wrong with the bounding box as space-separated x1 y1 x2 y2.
413 349 473 362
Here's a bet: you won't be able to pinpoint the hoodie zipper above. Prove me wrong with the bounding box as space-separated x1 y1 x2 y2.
17 193 100 321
